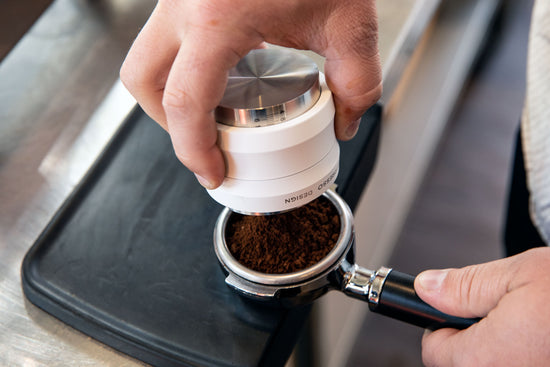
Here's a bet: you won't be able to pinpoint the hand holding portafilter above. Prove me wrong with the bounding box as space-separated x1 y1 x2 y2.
206 48 339 214
214 190 480 330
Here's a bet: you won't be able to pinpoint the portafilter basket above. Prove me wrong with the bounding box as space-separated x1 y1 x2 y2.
214 190 479 330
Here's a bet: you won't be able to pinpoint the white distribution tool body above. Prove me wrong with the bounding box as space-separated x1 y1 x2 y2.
208 48 339 214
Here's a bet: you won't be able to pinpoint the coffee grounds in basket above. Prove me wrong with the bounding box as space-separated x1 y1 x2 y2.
225 196 340 274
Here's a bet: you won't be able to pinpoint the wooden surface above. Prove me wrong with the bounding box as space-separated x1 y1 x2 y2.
346 0 534 365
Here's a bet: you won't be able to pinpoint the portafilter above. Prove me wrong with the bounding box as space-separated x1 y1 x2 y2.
214 189 479 330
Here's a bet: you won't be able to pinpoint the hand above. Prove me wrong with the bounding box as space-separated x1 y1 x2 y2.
120 0 382 189
415 247 550 367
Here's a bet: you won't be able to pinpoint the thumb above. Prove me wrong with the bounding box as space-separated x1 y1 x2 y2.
416 248 550 367
414 256 521 318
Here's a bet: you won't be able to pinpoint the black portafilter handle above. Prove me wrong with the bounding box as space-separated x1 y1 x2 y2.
343 266 480 330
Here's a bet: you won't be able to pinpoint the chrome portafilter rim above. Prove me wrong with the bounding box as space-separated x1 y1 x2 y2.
213 189 354 287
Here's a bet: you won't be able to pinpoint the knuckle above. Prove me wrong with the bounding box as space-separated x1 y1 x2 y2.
172 143 200 169
354 81 383 109
420 333 445 367
447 266 479 307
190 0 243 29
421 345 437 367
119 60 137 90
515 247 550 279
119 56 153 94
174 150 193 166
162 87 187 111
328 2 379 59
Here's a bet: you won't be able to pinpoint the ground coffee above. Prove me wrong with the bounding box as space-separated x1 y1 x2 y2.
225 196 341 274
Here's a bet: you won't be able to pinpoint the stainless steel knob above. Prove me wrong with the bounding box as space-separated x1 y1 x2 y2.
215 48 321 127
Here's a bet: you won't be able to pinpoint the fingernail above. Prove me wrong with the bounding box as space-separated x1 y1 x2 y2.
345 118 361 139
195 173 216 190
417 269 449 292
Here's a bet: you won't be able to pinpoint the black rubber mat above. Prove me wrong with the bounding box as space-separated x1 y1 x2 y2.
22 104 381 367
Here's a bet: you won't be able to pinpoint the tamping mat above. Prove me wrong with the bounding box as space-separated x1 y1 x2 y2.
21 104 381 367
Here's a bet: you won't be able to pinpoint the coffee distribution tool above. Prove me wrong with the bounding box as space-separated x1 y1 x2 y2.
215 190 479 330
207 48 339 215
211 48 479 330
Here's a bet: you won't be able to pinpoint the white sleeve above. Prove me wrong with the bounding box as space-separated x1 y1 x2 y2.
521 0 550 245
